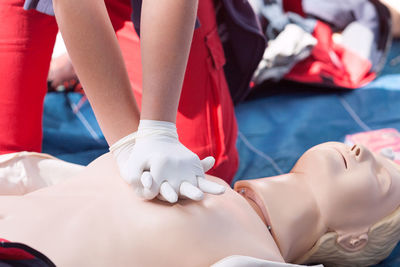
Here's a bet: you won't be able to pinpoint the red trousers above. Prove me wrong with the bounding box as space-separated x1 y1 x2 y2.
0 0 238 183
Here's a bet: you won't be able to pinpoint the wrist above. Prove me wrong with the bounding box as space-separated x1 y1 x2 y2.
138 120 176 132
137 120 178 141
110 120 179 154
109 132 136 153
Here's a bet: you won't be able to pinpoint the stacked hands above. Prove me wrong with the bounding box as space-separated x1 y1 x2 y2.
110 120 226 203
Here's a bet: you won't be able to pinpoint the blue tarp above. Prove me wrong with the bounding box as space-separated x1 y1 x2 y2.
234 40 400 182
42 41 400 266
42 93 108 165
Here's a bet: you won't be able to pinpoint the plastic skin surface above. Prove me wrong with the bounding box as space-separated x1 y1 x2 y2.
235 142 400 263
0 142 399 266
0 153 282 267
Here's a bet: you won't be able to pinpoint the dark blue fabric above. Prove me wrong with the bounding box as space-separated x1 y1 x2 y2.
24 0 54 16
217 0 266 103
0 241 56 267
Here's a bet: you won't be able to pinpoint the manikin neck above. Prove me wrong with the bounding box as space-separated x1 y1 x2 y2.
238 173 328 263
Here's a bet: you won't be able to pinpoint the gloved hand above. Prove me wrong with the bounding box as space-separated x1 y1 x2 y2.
110 120 226 203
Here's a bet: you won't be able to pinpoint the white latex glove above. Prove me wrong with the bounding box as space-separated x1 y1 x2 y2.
110 120 226 203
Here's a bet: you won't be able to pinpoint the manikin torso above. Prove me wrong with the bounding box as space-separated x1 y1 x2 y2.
0 142 399 266
0 154 283 267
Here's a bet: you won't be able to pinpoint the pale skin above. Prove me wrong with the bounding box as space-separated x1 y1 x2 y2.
52 0 198 145
380 0 400 37
0 154 282 267
236 142 400 262
47 53 76 89
0 142 399 266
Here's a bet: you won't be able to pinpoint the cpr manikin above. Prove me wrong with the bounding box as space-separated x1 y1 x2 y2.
235 142 400 266
0 142 399 267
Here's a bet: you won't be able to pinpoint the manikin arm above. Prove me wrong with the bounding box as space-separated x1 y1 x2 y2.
0 152 83 195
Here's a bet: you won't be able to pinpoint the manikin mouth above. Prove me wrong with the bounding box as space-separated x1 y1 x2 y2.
236 187 273 234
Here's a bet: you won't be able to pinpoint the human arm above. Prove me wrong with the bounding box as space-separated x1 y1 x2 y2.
380 0 400 37
139 0 197 122
110 0 225 202
127 0 226 202
52 0 225 202
52 0 140 145
52 0 196 141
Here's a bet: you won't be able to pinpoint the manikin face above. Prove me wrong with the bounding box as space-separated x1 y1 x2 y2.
291 142 400 234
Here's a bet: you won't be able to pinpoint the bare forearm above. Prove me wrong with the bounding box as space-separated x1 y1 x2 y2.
53 0 140 145
381 0 400 37
140 0 199 122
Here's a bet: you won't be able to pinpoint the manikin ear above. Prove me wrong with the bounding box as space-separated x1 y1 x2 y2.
337 232 369 252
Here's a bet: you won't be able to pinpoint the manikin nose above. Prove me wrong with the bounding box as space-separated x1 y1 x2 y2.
350 145 363 161
350 144 371 162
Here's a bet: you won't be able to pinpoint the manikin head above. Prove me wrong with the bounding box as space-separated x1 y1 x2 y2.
235 142 400 267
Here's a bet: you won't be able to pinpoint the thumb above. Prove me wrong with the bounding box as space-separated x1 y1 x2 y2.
120 157 146 187
200 156 215 173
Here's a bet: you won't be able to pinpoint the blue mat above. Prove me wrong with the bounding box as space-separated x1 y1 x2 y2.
233 79 400 182
42 41 400 266
42 93 108 165
233 40 400 183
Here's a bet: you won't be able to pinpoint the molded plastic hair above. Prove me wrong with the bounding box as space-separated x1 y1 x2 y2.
295 205 400 267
